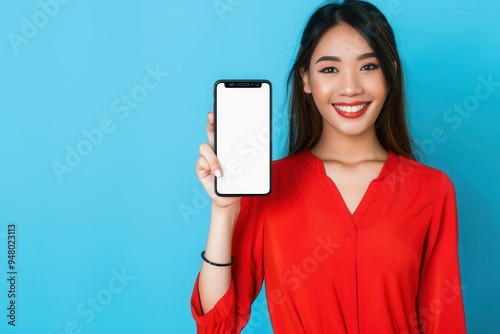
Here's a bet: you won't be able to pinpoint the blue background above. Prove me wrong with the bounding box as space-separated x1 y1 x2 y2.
1 0 499 333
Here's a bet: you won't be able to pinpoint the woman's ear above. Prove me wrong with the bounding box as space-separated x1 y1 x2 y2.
300 68 312 94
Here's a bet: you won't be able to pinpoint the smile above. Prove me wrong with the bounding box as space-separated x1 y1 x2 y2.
332 102 371 119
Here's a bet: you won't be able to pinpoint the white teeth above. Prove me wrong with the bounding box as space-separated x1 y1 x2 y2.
333 103 367 113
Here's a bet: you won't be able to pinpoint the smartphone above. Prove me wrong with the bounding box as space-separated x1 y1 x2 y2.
214 80 272 196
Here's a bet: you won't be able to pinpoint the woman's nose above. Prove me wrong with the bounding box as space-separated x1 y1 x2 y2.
337 72 364 96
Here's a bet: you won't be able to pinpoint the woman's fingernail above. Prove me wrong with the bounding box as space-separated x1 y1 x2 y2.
214 169 221 177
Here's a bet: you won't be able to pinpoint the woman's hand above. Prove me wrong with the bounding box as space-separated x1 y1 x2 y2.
196 112 241 209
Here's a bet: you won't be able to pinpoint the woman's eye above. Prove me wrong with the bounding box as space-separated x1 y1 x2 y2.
361 63 380 71
320 67 338 74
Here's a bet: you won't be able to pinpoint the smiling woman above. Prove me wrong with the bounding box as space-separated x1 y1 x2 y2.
191 1 467 333
288 2 411 158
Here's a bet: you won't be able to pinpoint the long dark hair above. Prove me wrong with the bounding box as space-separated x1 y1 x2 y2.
287 0 414 159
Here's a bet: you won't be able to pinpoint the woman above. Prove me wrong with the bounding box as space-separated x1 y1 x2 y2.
192 1 466 333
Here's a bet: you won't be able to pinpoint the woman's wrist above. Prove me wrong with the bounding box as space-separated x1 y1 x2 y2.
211 201 240 223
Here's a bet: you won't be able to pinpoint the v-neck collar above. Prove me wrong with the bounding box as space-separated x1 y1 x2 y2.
304 150 399 222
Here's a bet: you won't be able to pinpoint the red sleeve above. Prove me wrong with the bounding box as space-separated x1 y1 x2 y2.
191 197 265 333
416 173 466 333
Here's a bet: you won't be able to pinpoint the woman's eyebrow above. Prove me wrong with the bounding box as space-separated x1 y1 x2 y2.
315 52 377 64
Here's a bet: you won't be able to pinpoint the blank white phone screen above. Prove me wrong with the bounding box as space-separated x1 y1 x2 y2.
215 81 271 196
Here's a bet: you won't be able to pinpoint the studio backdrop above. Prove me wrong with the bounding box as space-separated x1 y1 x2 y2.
1 0 499 333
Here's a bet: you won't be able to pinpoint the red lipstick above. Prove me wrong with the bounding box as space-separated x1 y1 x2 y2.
332 101 371 119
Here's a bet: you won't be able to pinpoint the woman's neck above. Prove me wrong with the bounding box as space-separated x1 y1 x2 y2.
310 124 388 163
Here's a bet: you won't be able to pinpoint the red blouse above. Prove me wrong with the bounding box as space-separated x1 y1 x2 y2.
191 150 466 333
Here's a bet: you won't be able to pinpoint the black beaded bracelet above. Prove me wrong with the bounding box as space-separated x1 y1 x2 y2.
201 251 233 267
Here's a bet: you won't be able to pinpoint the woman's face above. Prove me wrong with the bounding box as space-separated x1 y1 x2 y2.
302 23 388 138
